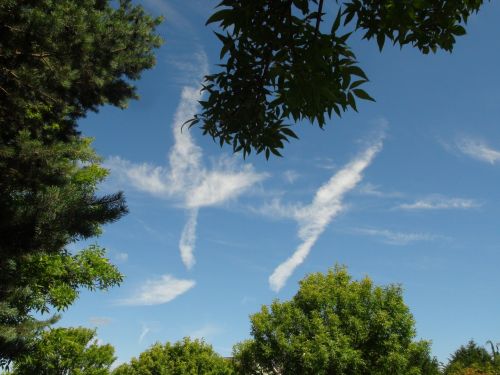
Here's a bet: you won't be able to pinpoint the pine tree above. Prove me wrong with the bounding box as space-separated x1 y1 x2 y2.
0 0 162 366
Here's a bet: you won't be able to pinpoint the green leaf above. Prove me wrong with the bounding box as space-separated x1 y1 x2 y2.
213 31 228 44
453 25 467 36
206 9 232 26
331 8 342 34
281 127 299 139
347 66 368 80
353 89 375 101
347 92 357 111
270 147 283 157
333 104 341 117
350 79 367 89
377 33 385 51
344 9 355 26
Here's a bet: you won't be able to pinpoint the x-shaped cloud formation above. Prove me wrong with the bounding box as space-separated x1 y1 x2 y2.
109 50 385 293
108 54 266 269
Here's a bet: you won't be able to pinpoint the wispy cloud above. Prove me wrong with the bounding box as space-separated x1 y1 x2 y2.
143 0 192 30
188 323 221 340
357 182 403 198
456 137 500 164
268 134 384 292
240 296 256 305
313 156 337 170
251 198 305 222
119 275 195 306
89 317 112 327
114 252 129 263
107 51 266 269
138 323 151 344
283 170 300 184
352 228 440 245
167 52 209 87
179 210 198 269
397 196 481 210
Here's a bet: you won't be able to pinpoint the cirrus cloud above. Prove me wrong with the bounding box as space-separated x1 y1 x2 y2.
456 137 500 164
397 196 481 210
119 275 195 306
107 51 266 269
267 132 385 292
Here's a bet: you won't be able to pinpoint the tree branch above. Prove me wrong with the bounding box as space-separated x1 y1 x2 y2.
0 85 9 96
315 0 324 33
4 24 23 32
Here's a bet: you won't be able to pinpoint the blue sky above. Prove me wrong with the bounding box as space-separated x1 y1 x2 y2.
60 0 500 367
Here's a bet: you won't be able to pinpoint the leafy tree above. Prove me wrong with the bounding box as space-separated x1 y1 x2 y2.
233 265 439 375
0 0 162 365
0 132 124 366
9 327 115 375
448 366 497 375
408 340 442 375
444 340 500 375
188 0 486 157
486 341 500 368
112 337 235 375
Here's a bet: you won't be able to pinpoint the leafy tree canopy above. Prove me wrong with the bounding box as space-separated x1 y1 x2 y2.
0 0 162 365
233 265 440 375
0 0 161 366
0 131 124 367
188 0 486 158
444 340 500 375
9 327 115 375
112 337 235 375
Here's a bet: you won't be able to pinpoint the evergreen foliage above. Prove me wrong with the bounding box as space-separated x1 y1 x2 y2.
0 131 125 367
0 0 162 367
0 0 162 139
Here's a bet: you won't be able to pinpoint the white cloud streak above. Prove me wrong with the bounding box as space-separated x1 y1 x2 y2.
119 275 195 306
268 136 384 292
89 317 112 327
398 196 481 210
138 324 151 344
357 182 403 198
456 137 500 164
251 198 305 221
107 51 266 269
143 0 192 30
167 52 210 87
179 209 198 269
283 170 300 184
352 228 439 245
188 323 221 340
114 252 129 263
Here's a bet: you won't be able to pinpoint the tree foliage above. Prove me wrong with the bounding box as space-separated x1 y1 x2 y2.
0 132 125 367
0 0 162 366
188 0 486 157
233 265 439 375
112 338 235 375
10 327 115 375
444 340 500 375
0 0 162 139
